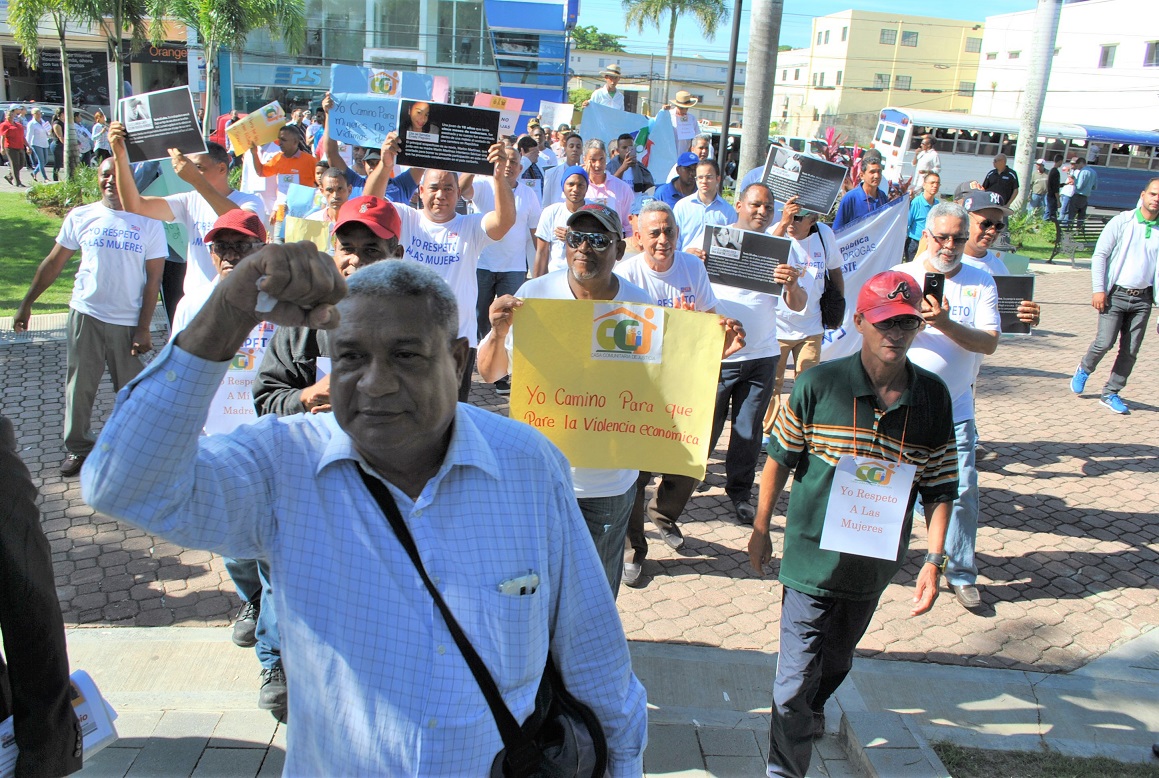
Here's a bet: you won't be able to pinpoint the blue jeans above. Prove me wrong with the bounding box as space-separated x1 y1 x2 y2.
1080 286 1153 395
476 269 525 342
1028 193 1045 215
1044 193 1058 222
29 144 49 178
225 557 281 669
578 486 636 598
708 356 779 504
944 418 979 587
767 587 879 778
1059 194 1072 225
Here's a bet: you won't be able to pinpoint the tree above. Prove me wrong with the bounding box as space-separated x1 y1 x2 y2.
570 24 627 53
738 0 783 184
71 0 157 107
10 0 83 180
623 0 728 104
569 88 593 110
152 0 306 137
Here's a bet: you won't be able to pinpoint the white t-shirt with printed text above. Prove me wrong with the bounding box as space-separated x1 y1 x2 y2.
470 178 541 274
166 189 268 295
615 251 719 311
57 203 168 327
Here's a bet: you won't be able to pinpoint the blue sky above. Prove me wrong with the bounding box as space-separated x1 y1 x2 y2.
576 0 1037 59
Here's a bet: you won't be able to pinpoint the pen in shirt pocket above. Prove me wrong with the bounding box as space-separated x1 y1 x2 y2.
498 570 539 596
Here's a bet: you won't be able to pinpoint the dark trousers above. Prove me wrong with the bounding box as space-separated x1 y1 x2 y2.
1080 286 1153 395
476 268 525 343
903 236 921 262
1071 193 1089 226
626 471 697 559
767 587 880 778
708 356 778 504
4 148 27 185
1045 192 1058 222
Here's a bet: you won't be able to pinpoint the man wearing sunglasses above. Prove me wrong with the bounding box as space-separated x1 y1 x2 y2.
477 204 654 597
748 270 957 778
893 201 1001 611
959 191 1041 327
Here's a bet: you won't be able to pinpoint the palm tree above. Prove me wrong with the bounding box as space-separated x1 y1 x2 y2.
70 0 158 106
622 0 729 105
9 0 83 179
152 0 306 138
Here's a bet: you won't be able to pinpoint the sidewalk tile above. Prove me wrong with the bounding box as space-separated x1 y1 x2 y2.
79 745 140 777
704 754 767 776
255 747 286 778
697 727 762 757
644 723 706 775
151 712 222 740
124 737 207 778
190 747 267 778
208 712 277 749
111 711 163 747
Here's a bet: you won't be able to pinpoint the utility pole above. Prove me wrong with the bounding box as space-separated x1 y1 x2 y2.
719 0 744 158
1011 0 1062 212
738 0 784 186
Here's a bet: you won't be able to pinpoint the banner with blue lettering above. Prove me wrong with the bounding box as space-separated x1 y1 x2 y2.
327 93 400 149
329 65 433 99
820 197 908 361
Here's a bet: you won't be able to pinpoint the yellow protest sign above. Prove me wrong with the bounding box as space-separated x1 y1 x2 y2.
284 216 330 252
226 101 287 155
510 299 724 479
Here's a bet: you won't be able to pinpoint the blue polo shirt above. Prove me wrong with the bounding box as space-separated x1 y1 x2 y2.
907 194 937 241
653 178 695 208
342 168 419 205
673 193 737 251
833 185 888 230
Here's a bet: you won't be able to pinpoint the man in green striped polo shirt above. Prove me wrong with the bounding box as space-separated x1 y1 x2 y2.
747 270 959 778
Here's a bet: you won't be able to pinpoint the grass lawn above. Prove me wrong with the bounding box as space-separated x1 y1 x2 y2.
0 191 73 315
933 742 1159 778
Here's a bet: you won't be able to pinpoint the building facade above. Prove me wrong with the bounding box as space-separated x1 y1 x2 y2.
774 9 984 145
974 0 1159 133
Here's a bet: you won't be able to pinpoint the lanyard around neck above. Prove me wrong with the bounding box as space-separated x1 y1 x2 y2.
852 397 909 463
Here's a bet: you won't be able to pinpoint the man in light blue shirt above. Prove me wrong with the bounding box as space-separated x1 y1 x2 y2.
1071 157 1098 227
673 159 737 252
82 249 648 776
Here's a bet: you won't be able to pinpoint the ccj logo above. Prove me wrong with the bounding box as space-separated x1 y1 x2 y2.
591 303 663 363
370 69 401 96
854 462 896 486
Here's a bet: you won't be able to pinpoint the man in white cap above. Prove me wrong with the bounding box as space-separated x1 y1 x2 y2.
585 64 625 111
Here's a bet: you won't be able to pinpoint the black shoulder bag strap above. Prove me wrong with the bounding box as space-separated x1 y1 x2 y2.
356 469 546 776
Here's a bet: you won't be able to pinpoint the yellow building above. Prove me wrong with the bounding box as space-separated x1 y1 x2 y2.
781 10 984 145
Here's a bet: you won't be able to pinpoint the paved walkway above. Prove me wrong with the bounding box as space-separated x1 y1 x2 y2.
4 263 1159 774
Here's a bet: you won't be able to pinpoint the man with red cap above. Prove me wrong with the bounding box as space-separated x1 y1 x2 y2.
254 195 403 417
747 270 959 778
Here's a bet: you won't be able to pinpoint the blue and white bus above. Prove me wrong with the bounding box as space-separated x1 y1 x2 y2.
871 107 1159 211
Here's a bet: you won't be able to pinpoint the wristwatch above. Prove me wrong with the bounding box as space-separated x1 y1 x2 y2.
924 552 947 572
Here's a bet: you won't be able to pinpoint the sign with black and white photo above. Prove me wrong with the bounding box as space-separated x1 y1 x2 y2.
993 275 1035 335
118 86 206 163
761 144 847 216
397 100 501 176
702 225 793 296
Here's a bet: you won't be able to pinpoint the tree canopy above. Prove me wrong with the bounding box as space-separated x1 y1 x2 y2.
571 24 627 53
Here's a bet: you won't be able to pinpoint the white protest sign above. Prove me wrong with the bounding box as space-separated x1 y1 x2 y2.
819 456 917 561
538 100 575 130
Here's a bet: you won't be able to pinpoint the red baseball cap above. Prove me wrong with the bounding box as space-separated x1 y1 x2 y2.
334 195 402 241
856 271 923 324
205 209 267 244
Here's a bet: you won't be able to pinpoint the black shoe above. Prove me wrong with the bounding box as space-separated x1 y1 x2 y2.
733 500 756 525
259 662 287 721
695 479 711 493
232 600 260 647
60 453 87 477
658 525 685 550
494 377 511 396
811 711 826 739
951 583 982 609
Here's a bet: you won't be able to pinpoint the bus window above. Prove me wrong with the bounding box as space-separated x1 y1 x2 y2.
955 130 978 155
1000 134 1017 157
978 131 1000 158
874 124 885 142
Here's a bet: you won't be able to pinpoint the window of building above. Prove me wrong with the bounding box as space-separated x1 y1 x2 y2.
901 31 918 47
732 97 741 106
824 30 830 44
1054 47 1061 56
812 72 818 86
895 74 912 90
965 37 982 53
873 73 889 89
959 81 975 97
880 28 897 45
1146 41 1159 67
1099 44 1116 68
813 108 820 121
782 69 787 80
836 70 843 85
986 52 997 60
599 58 607 67
841 26 848 41
794 68 800 80
818 72 825 86
816 31 823 45
1008 50 1021 59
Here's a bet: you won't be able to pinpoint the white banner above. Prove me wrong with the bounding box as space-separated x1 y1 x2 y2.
820 197 909 361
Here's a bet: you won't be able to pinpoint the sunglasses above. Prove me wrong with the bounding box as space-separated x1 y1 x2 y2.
929 233 968 246
977 218 1007 232
791 212 816 222
209 240 263 256
565 230 613 250
872 317 923 332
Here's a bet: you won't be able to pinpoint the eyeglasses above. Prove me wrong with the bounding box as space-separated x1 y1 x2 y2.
872 317 923 332
791 212 816 222
565 230 613 250
209 240 263 256
929 233 968 246
976 218 1006 232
